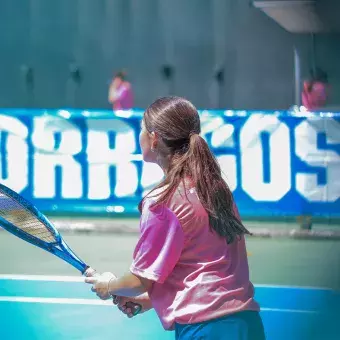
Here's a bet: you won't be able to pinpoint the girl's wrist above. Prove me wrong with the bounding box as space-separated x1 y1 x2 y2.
108 277 117 296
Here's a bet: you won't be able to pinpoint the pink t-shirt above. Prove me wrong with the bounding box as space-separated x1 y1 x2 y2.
113 83 133 110
130 184 259 330
302 81 328 110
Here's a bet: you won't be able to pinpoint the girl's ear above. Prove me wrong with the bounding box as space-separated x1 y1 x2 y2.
150 131 158 150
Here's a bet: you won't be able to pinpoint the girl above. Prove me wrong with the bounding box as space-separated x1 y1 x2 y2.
85 97 265 339
108 71 134 110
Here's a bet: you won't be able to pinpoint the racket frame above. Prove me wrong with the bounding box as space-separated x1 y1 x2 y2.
0 184 142 315
0 184 88 274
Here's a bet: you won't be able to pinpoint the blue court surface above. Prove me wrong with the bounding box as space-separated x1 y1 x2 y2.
0 276 338 340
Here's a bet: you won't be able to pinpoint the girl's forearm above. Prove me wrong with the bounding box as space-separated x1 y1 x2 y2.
109 272 151 297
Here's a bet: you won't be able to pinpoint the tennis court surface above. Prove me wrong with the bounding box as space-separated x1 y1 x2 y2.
1 224 339 340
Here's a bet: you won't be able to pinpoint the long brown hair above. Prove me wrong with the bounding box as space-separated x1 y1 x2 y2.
139 96 250 244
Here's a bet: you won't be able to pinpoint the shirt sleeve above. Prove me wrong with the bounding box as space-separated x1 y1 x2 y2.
130 202 184 284
114 84 129 101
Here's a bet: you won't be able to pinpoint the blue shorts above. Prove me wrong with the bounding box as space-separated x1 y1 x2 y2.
175 311 266 340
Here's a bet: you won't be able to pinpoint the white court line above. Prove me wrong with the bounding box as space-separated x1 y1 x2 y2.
260 308 318 314
254 284 334 291
0 274 84 282
0 296 319 314
0 296 110 305
0 274 335 291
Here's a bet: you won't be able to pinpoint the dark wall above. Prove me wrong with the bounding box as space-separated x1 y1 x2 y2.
0 0 339 110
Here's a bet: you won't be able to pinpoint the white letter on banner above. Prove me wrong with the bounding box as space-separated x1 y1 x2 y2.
32 116 83 199
0 115 28 192
200 113 235 147
200 114 237 190
141 162 164 197
87 119 138 199
240 114 291 201
295 118 340 202
218 155 237 191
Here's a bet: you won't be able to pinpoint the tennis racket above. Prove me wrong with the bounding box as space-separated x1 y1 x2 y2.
0 183 142 315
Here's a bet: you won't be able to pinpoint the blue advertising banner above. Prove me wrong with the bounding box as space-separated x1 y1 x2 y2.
0 108 339 217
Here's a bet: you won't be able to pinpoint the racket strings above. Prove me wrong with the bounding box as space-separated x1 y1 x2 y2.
0 192 56 243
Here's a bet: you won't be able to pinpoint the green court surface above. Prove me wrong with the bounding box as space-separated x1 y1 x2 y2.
0 220 339 339
1 230 339 289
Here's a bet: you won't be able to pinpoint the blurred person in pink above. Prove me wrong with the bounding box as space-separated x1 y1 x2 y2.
108 70 134 110
86 97 265 339
302 69 329 111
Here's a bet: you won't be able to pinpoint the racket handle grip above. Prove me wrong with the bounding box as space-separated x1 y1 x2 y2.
124 301 143 315
83 267 142 316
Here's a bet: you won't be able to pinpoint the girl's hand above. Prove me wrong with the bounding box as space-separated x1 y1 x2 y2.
85 272 115 300
113 294 152 318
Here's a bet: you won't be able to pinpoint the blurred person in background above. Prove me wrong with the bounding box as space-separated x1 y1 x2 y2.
302 68 329 111
108 70 134 110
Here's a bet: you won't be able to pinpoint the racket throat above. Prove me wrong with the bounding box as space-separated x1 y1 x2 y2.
83 266 96 277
